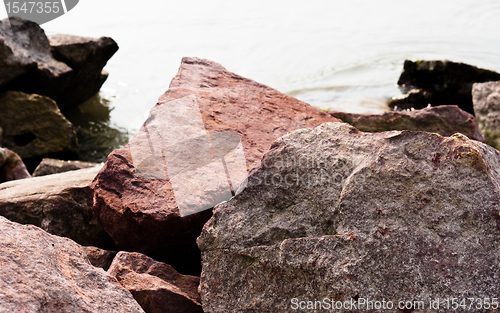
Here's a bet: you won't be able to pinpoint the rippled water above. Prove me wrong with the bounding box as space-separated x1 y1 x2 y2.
3 0 500 161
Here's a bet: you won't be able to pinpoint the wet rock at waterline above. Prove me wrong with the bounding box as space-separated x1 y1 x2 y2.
48 34 118 109
198 122 500 313
108 252 203 313
330 105 484 142
0 91 78 170
0 165 114 248
390 60 500 114
0 216 145 313
91 57 340 275
0 147 31 183
473 80 500 150
33 158 101 177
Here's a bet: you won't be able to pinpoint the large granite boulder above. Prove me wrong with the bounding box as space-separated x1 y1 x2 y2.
390 60 500 114
0 91 78 170
48 34 118 109
91 57 340 275
0 17 118 111
0 165 114 248
198 122 500 313
0 17 73 101
473 80 500 150
0 216 145 313
0 147 31 183
330 105 484 141
108 252 203 313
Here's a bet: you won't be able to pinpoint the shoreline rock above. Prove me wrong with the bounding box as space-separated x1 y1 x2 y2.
0 91 78 171
472 80 500 150
0 147 31 183
0 165 115 248
0 17 118 112
198 122 500 312
108 252 203 313
33 158 101 177
390 60 500 114
0 216 145 313
330 105 485 142
91 57 340 275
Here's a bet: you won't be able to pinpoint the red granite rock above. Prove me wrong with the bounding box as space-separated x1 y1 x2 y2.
91 57 340 275
330 105 485 142
0 216 145 313
108 252 202 313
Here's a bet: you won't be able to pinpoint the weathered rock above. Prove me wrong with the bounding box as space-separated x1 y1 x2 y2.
390 60 500 114
0 91 78 171
91 57 340 275
0 147 31 183
0 17 118 111
0 165 114 248
0 17 74 100
108 252 203 313
83 246 118 271
33 158 101 177
0 216 145 313
330 105 484 141
48 34 118 109
473 80 500 150
198 122 500 313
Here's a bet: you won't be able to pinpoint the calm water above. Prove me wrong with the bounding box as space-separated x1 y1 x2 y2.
3 0 500 161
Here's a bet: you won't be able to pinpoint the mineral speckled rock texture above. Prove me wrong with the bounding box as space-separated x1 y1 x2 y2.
198 122 500 313
91 57 339 275
0 216 145 313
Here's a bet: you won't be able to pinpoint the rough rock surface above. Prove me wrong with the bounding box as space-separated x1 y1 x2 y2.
48 34 118 109
33 158 101 177
0 216 145 313
83 246 118 271
0 17 118 111
91 57 340 275
330 105 484 141
389 60 500 114
198 122 500 313
0 17 73 100
0 91 78 170
108 252 203 313
0 165 113 248
473 80 500 150
0 147 31 183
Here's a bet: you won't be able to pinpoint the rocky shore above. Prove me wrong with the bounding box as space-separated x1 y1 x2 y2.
3 17 500 313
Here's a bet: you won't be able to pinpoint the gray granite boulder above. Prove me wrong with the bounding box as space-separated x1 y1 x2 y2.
473 80 500 150
0 216 145 313
198 122 500 313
